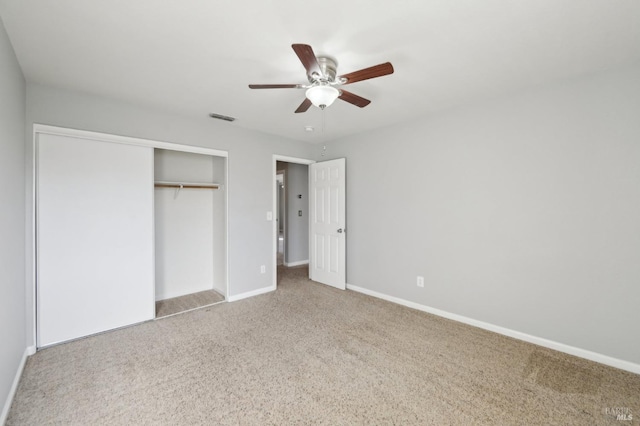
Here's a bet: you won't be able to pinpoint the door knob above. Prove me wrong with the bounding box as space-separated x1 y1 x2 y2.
337 228 343 233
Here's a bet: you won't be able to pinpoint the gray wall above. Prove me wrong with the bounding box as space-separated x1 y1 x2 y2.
285 163 309 264
319 64 640 365
24 84 314 347
0 16 26 417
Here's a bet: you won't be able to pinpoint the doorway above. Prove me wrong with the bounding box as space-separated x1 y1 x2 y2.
276 161 309 270
276 172 285 266
272 155 347 290
272 155 314 287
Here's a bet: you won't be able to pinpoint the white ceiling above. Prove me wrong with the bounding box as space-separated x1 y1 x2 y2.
1 0 639 143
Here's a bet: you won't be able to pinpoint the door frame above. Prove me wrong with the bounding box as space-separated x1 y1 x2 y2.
272 155 315 288
31 124 229 349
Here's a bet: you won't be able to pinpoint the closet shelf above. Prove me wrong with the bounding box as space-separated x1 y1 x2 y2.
154 181 221 190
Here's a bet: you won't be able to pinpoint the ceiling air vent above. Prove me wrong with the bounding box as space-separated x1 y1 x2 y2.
209 112 236 122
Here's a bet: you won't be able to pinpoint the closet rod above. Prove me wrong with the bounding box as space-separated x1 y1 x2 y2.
154 183 220 190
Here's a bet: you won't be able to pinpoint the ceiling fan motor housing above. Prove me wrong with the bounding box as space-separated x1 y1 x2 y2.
308 57 338 84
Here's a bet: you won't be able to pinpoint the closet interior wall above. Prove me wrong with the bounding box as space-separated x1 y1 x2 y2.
154 149 226 303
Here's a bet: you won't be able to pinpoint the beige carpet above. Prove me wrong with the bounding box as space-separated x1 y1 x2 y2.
7 266 640 425
156 289 225 318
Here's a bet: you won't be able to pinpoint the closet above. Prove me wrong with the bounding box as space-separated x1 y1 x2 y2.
35 125 227 348
153 149 227 317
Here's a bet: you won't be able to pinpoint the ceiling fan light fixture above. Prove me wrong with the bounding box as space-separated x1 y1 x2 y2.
249 44 393 113
305 85 339 109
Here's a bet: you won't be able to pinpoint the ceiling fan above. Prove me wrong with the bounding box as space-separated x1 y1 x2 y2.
249 44 394 113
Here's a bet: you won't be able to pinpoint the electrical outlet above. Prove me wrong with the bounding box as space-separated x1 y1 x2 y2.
417 276 424 288
260 265 266 274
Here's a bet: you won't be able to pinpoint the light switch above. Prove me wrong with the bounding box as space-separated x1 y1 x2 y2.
266 211 273 221
298 210 302 217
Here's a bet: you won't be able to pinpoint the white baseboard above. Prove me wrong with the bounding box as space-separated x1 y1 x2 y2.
227 285 276 302
1 347 32 425
346 283 640 375
284 259 309 267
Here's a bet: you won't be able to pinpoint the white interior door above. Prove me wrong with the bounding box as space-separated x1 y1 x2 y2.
310 158 346 289
37 133 155 347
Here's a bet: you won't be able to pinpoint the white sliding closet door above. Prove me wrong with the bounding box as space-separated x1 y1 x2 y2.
37 133 155 347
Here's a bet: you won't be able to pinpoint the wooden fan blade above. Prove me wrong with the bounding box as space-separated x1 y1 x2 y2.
292 44 322 78
338 62 394 85
248 84 303 89
338 90 371 108
295 98 312 113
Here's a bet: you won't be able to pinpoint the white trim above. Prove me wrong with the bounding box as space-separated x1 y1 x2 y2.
149 148 156 332
1 347 31 425
284 259 309 267
223 155 230 302
273 155 315 165
346 283 640 375
272 155 315 290
227 285 276 302
33 124 228 157
30 130 37 350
